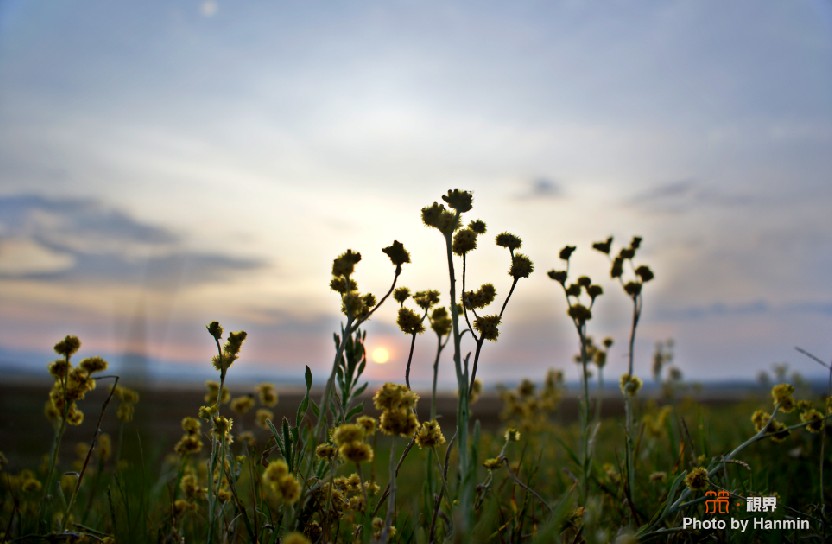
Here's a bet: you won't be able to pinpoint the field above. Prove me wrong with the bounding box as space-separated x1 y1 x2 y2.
1 189 830 543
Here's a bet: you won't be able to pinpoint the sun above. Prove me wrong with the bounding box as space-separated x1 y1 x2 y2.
370 346 390 364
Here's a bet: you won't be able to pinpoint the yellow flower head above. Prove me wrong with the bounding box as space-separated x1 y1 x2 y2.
619 374 642 397
771 383 795 412
800 409 824 433
333 423 365 446
339 441 374 464
415 420 446 448
684 467 708 490
230 395 255 415
255 383 278 407
79 356 108 374
255 409 274 430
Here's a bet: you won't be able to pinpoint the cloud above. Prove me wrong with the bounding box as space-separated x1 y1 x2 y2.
0 194 266 286
625 179 756 214
514 177 564 200
653 298 832 322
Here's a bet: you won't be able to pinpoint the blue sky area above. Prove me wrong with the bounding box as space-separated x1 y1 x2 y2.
1 1 831 387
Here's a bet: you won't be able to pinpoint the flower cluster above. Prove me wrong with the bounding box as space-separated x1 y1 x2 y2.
332 422 374 464
593 235 654 299
207 322 248 373
373 383 420 437
261 459 301 508
499 369 564 432
45 335 110 427
548 247 604 326
415 419 446 448
174 417 204 456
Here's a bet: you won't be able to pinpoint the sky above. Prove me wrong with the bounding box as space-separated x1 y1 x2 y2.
1 1 831 388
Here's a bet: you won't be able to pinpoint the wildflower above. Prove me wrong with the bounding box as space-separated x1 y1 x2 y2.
630 236 643 250
800 409 824 433
483 457 503 470
212 416 233 439
768 420 790 442
463 284 497 310
441 188 473 213
397 307 425 335
180 474 200 498
771 384 795 412
333 423 365 446
173 434 202 456
211 330 247 371
504 428 521 442
172 499 195 516
547 269 568 285
496 232 522 251
620 374 642 397
380 408 419 437
415 420 446 448
205 381 230 404
469 378 482 404
115 403 135 423
230 395 255 415
79 356 108 374
54 335 81 357
238 431 256 448
207 321 224 341
592 237 613 254
567 303 591 322
255 383 278 407
558 245 576 260
282 533 311 544
394 287 410 304
315 443 337 460
624 282 642 297
199 404 218 420
255 409 273 430
372 517 397 540
469 219 486 233
453 227 478 255
752 409 774 433
48 359 70 379
649 471 667 483
509 253 534 279
330 275 357 294
429 307 452 336
356 416 378 436
332 249 362 277
685 467 708 490
382 240 410 268
264 459 289 481
587 284 603 300
181 417 202 434
413 289 440 309
474 315 501 341
97 433 112 461
421 201 459 233
339 441 374 463
610 257 624 278
635 265 655 283
565 283 582 297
